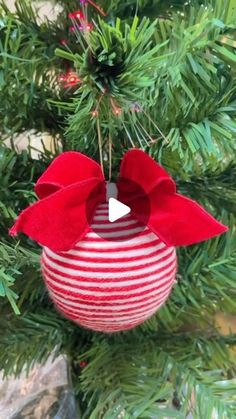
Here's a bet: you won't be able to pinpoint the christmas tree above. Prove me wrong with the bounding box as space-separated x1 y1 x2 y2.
1 0 236 417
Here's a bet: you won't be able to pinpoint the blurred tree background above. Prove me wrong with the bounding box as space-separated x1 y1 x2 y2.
0 0 236 417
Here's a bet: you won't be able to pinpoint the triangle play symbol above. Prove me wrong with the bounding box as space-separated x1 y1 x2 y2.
108 198 131 223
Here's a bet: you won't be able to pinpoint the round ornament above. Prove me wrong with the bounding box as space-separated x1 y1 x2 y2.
41 203 177 332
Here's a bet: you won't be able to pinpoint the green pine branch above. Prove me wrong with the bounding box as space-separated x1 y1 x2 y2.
0 0 69 136
0 1 235 416
0 309 235 417
50 1 236 175
76 335 236 418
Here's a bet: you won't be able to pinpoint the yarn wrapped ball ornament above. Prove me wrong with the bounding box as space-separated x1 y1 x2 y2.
10 149 228 333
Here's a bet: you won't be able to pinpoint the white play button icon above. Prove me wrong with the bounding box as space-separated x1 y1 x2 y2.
109 198 131 223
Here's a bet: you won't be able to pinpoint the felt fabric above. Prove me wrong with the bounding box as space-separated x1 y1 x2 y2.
119 149 228 246
10 149 228 251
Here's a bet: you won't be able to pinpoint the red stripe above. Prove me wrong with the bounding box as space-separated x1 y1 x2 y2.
80 231 146 242
43 269 176 302
73 321 142 332
47 276 173 310
56 309 158 324
51 288 171 317
74 229 155 245
54 243 165 263
91 219 140 227
90 221 143 233
73 317 146 327
44 268 174 294
42 259 176 291
71 317 152 331
72 238 162 253
55 303 158 321
53 246 164 263
41 253 175 283
48 283 173 310
43 247 174 273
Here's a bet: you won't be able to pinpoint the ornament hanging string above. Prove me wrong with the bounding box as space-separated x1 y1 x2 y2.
66 4 167 151
66 3 169 158
108 134 112 182
96 117 104 176
141 107 169 144
87 0 107 16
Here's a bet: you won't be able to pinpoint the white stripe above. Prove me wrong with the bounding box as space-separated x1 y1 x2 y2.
48 284 172 311
43 257 176 289
71 314 150 326
96 203 107 208
61 306 159 324
66 231 162 250
42 250 176 279
61 242 165 259
94 207 108 212
92 215 132 221
85 226 144 239
92 216 137 224
72 306 163 328
92 213 109 222
91 219 138 229
76 323 139 330
55 302 164 321
91 215 109 221
54 289 170 317
44 265 176 296
44 246 175 270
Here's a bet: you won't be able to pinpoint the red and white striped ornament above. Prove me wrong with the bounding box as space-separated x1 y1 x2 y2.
41 202 177 333
10 150 227 333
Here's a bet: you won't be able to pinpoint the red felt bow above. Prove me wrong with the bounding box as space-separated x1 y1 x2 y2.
10 149 228 251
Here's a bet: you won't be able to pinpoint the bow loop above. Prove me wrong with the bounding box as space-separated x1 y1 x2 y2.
10 179 106 251
10 152 106 251
36 151 104 199
120 149 176 195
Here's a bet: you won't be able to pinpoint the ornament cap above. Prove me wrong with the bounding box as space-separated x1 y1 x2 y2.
106 182 118 200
